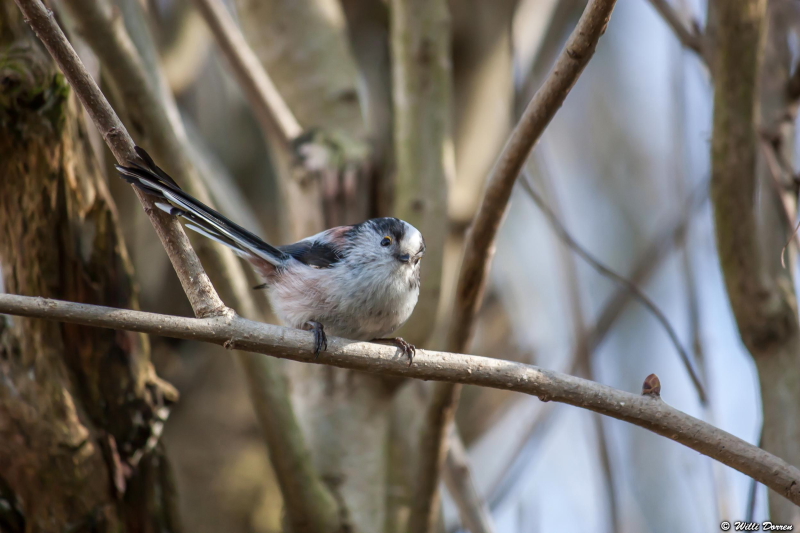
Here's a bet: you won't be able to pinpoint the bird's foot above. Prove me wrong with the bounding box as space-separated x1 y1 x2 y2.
373 337 416 366
303 321 327 359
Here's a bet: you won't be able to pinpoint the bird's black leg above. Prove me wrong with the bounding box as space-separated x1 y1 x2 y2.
303 321 327 359
372 337 416 365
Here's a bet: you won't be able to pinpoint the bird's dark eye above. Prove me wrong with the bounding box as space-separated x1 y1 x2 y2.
381 236 392 247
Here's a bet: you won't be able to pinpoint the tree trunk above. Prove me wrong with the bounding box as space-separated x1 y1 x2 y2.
709 0 800 523
0 6 179 531
752 1 800 522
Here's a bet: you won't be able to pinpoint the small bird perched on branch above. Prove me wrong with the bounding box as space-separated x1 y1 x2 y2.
116 147 425 362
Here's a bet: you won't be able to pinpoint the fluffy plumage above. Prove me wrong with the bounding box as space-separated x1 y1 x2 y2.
116 147 425 354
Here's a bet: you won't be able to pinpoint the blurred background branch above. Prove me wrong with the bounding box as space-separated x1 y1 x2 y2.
645 0 706 60
526 159 620 533
190 0 302 145
410 2 618 530
519 171 707 402
443 427 497 533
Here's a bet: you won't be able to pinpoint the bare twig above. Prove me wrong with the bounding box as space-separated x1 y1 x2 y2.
1 293 800 507
190 0 302 145
518 171 707 403
411 2 617 529
86 0 264 312
16 1 341 530
645 0 706 60
442 428 496 533
411 380 463 533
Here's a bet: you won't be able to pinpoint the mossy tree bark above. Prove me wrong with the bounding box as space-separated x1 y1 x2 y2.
0 6 179 531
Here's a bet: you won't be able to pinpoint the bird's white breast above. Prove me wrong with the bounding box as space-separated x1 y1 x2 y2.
266 259 420 341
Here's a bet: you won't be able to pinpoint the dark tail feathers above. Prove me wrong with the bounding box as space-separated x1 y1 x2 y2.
116 147 288 267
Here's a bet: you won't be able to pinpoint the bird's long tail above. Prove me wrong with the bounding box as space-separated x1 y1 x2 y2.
116 147 288 267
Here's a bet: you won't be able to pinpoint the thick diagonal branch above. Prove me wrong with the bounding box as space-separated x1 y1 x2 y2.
410 1 618 530
447 0 616 353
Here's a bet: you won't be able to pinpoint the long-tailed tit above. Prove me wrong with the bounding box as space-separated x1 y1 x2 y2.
116 147 425 362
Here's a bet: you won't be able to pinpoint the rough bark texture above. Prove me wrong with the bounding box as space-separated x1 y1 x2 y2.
710 0 800 523
0 6 179 531
12 0 228 320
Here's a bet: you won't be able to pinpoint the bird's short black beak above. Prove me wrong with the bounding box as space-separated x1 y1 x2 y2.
397 253 411 264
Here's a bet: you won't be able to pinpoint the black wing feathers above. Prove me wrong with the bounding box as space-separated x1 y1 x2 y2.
279 240 343 268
